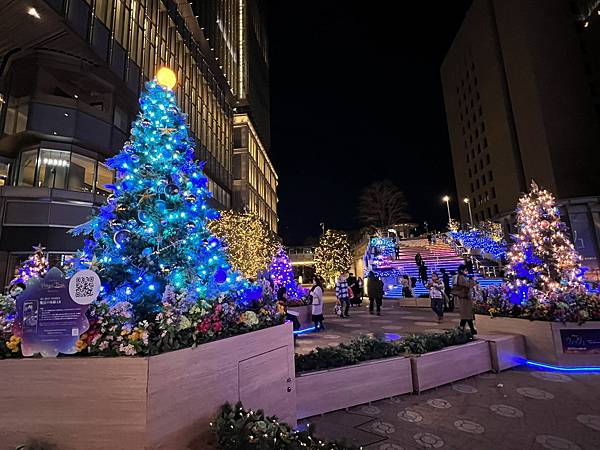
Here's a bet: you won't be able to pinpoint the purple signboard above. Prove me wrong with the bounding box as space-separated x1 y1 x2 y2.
16 267 96 357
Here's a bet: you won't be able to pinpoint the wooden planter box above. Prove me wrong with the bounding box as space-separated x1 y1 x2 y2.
478 334 527 372
411 340 492 392
0 323 295 450
476 314 600 367
296 356 413 419
288 305 312 329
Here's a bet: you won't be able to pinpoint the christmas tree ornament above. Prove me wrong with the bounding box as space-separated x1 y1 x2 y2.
165 184 180 197
138 210 150 223
185 194 197 203
113 230 131 246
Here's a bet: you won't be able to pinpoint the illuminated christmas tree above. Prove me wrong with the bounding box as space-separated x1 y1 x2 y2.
11 244 49 286
314 230 352 285
269 247 303 299
507 181 582 293
209 210 280 279
71 69 246 318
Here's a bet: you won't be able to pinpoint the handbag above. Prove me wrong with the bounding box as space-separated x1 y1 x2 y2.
451 283 469 297
334 303 342 316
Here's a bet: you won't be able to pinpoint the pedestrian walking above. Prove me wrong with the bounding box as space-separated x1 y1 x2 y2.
367 271 384 315
440 268 453 312
335 272 351 318
415 252 423 268
357 276 364 301
401 274 413 298
347 272 361 306
427 272 445 323
452 264 477 334
309 276 325 331
419 263 428 284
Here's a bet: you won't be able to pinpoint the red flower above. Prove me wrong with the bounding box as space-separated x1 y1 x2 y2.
212 320 223 332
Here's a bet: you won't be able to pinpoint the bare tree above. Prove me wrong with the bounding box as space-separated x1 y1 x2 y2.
358 180 410 229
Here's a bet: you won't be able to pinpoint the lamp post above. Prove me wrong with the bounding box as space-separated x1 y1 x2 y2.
463 197 474 228
319 222 325 236
442 195 451 223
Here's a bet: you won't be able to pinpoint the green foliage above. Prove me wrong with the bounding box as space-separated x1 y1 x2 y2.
295 328 473 374
212 402 359 450
15 439 56 450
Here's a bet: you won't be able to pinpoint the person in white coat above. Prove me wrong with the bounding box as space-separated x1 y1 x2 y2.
310 276 325 331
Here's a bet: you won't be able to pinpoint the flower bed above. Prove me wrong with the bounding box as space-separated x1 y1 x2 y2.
295 328 473 374
1 287 284 359
474 284 600 324
0 323 295 450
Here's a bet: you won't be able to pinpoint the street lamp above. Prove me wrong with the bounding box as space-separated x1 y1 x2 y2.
463 198 474 227
442 195 451 223
319 222 325 236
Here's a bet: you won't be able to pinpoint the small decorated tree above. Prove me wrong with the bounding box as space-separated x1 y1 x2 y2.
507 181 582 293
269 247 304 299
314 230 352 286
11 244 49 286
209 210 280 279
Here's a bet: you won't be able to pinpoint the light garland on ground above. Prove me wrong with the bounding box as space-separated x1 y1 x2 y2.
447 229 507 260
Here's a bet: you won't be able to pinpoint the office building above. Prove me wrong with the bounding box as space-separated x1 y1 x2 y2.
441 0 600 275
0 0 276 283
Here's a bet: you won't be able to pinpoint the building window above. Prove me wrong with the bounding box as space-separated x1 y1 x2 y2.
38 149 70 189
486 154 491 164
3 98 28 135
0 162 9 186
483 137 488 148
468 168 472 178
491 187 496 199
69 153 96 192
488 170 494 181
113 105 128 131
470 183 474 193
87 160 114 194
17 149 38 187
494 204 499 214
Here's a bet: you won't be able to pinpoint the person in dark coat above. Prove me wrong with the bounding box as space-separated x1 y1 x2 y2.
415 252 423 268
419 263 428 284
368 271 384 315
347 272 360 306
453 265 477 334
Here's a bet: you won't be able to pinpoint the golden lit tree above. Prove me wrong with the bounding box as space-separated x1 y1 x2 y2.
314 230 352 285
507 181 582 292
209 211 280 279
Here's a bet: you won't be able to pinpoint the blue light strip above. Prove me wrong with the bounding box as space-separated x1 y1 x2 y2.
526 360 600 372
293 326 316 335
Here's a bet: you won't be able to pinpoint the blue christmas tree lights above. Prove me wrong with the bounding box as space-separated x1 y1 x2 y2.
71 74 248 317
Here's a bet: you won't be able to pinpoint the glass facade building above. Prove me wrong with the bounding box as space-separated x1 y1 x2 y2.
0 0 277 283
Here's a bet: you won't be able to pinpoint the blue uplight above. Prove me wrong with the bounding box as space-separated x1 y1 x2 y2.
526 360 600 373
293 326 316 335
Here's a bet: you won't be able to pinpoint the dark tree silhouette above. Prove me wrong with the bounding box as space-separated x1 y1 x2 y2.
358 180 410 229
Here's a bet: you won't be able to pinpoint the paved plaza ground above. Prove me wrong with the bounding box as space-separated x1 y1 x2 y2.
294 294 463 354
295 294 600 450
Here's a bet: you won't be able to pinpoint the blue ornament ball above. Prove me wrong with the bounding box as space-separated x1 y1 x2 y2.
114 229 131 246
141 247 153 257
165 183 180 197
138 210 150 223
214 269 227 284
156 200 167 212
131 154 140 164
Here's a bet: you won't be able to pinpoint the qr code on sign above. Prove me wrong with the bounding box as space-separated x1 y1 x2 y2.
75 276 95 298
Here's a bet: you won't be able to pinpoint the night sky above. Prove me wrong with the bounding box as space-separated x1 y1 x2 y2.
267 1 473 245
